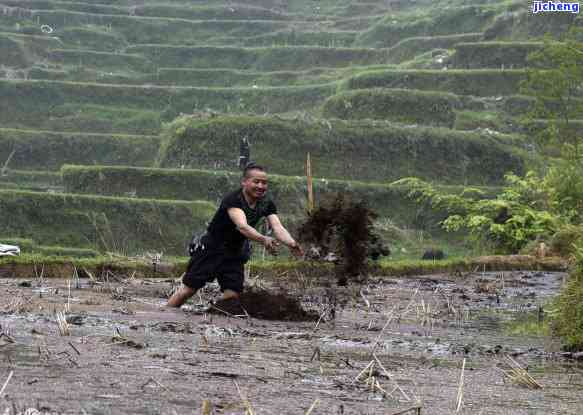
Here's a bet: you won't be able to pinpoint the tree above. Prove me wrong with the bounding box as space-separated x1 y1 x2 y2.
520 28 583 161
520 28 583 224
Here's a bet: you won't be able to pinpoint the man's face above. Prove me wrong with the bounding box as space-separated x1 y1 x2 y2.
242 169 268 200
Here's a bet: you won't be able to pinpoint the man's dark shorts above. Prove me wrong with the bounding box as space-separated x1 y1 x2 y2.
183 233 247 293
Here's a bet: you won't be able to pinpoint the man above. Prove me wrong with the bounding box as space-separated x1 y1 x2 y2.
239 135 250 170
167 163 303 307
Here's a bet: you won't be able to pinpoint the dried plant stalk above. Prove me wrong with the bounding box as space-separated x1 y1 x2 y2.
56 311 70 336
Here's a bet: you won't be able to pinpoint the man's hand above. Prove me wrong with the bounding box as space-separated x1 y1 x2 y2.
289 241 304 258
263 236 280 255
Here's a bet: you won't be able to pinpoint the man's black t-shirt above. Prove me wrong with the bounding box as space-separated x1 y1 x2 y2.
206 189 277 252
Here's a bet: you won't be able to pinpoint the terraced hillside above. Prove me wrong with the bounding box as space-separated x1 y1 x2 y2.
0 0 578 256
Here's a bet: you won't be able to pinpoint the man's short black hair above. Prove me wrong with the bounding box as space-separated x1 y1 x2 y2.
242 162 266 178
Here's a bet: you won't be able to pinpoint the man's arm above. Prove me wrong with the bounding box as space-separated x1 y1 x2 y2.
267 214 304 257
227 208 279 251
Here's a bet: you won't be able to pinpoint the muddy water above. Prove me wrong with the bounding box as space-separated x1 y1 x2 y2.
0 271 582 415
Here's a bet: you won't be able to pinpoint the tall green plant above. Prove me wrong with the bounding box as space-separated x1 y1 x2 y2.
520 28 583 160
396 172 559 253
551 240 583 351
543 159 583 223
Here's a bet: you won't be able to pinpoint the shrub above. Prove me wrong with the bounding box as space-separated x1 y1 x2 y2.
399 172 561 253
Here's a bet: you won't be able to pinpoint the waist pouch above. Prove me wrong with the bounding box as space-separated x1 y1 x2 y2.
188 232 252 262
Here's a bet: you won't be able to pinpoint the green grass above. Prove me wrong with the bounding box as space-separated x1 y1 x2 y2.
505 312 550 337
0 252 567 280
0 236 97 257
322 88 462 127
157 115 526 186
0 189 215 255
343 69 528 97
551 247 583 351
1 241 101 260
0 128 159 170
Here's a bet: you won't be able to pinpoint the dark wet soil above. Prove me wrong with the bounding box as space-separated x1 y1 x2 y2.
298 193 378 283
0 270 582 415
211 288 319 321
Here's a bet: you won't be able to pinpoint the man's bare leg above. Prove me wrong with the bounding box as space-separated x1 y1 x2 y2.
221 289 240 301
167 285 196 307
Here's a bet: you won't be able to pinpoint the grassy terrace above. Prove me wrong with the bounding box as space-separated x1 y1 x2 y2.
213 30 359 48
27 65 404 88
322 88 465 127
0 128 159 170
0 1 296 21
0 80 337 132
386 32 483 64
0 10 354 46
0 0 569 261
482 7 579 41
0 32 59 68
152 68 347 88
0 237 98 258
0 169 62 190
0 190 215 255
355 3 511 48
451 42 543 69
125 45 391 71
157 115 525 185
0 0 394 21
60 165 503 227
48 49 154 72
343 69 528 97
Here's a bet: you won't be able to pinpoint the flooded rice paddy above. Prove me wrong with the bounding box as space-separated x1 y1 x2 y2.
0 269 582 414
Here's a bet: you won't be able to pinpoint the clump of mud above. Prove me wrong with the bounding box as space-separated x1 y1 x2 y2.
298 193 379 285
211 288 318 321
